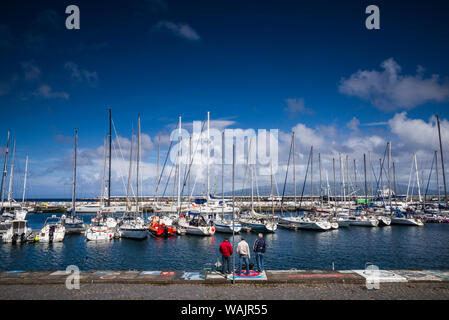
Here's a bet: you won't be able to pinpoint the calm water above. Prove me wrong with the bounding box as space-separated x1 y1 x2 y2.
1 213 449 271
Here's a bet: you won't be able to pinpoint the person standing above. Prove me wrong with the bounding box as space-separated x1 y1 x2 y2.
236 236 251 275
253 233 266 272
219 238 233 275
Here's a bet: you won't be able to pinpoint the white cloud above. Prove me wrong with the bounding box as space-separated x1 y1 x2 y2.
347 117 360 131
64 62 98 87
339 58 449 111
155 21 201 41
33 84 69 99
21 61 41 80
284 98 313 115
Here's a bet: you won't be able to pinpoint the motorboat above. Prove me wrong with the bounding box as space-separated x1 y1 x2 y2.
2 219 32 243
177 214 215 236
148 216 176 237
377 215 392 227
390 213 424 226
38 215 66 243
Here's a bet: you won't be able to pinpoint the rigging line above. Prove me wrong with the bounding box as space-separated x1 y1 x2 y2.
299 147 312 210
161 159 175 198
240 138 252 196
180 120 206 197
424 151 436 205
154 126 177 198
111 136 129 196
279 135 294 214
111 118 135 196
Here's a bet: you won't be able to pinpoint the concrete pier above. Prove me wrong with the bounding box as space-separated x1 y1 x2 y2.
0 269 448 300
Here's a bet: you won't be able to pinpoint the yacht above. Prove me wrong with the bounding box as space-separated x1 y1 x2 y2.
119 216 148 240
391 212 424 226
177 214 215 236
38 215 66 243
2 218 32 243
348 215 379 227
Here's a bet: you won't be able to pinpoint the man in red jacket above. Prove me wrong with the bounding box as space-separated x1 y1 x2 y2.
219 238 233 275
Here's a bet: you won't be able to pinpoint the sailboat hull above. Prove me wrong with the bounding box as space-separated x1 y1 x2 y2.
119 228 148 239
214 222 242 233
391 217 424 226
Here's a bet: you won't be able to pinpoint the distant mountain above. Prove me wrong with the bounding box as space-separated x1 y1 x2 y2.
223 182 439 197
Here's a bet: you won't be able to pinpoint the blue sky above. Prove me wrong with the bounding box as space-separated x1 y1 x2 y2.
1 0 449 198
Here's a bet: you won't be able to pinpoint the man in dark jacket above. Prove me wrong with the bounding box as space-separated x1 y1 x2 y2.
219 238 233 274
253 233 266 272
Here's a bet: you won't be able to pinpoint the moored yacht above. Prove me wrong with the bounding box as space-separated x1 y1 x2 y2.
177 214 215 236
38 215 66 243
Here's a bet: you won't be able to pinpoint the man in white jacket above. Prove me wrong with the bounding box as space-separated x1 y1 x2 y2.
236 236 251 275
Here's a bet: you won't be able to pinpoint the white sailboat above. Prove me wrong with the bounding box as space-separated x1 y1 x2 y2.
86 133 116 241
214 131 241 234
348 215 379 227
62 129 86 234
118 114 148 240
390 214 424 226
239 147 277 233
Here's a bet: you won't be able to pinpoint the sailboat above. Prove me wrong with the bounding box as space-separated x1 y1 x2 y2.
239 145 277 233
214 132 241 233
2 154 33 243
175 115 215 236
1 138 25 219
118 115 148 240
62 129 86 234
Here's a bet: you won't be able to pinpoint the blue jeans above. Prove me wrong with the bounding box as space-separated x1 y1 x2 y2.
238 255 250 275
222 256 231 274
255 252 264 271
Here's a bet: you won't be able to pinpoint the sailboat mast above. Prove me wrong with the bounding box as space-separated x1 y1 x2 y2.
435 150 440 211
100 136 107 208
108 108 112 207
126 130 134 211
319 152 322 208
188 135 191 202
155 136 160 202
310 146 314 202
437 115 447 205
22 155 28 204
346 155 349 205
292 131 296 207
388 142 392 213
231 143 236 285
364 154 368 206
177 116 181 213
0 130 10 207
71 129 77 216
333 157 336 214
136 115 141 214
222 131 224 219
340 154 345 206
7 138 16 203
271 160 274 216
414 154 422 203
207 111 210 200
353 159 357 199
